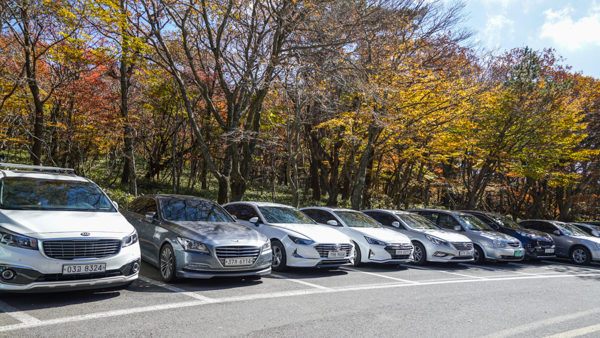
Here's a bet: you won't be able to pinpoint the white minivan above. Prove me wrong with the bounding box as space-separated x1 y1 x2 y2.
0 163 141 292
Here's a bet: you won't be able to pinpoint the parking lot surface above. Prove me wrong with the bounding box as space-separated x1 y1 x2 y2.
1 260 600 337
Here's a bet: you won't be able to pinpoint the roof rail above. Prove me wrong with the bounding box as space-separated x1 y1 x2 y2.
0 163 76 174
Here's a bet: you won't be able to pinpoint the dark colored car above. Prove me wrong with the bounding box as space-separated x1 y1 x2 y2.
462 211 556 260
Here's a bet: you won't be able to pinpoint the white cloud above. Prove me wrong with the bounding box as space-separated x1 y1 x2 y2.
540 4 600 51
482 14 515 49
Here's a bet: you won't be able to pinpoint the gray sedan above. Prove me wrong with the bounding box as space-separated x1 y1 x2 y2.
123 194 272 281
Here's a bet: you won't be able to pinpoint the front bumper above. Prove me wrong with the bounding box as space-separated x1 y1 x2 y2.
525 243 556 259
365 244 413 264
483 246 525 261
426 246 474 263
286 243 353 268
177 247 273 279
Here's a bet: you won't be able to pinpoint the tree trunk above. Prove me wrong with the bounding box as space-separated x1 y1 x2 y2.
351 123 382 210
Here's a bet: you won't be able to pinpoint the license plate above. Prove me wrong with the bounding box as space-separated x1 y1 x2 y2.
395 250 411 255
544 248 554 254
62 263 106 275
328 251 346 258
514 250 524 257
224 257 255 266
459 250 471 257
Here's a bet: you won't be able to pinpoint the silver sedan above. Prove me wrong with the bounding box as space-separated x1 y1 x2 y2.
123 194 272 282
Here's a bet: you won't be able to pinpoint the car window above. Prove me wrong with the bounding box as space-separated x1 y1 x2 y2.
556 222 589 237
258 206 316 224
303 209 337 225
488 214 521 230
457 214 493 231
365 212 401 228
574 224 593 235
0 177 115 212
334 211 381 228
417 211 438 223
159 197 233 222
437 213 460 230
397 214 439 230
223 204 258 221
522 221 555 234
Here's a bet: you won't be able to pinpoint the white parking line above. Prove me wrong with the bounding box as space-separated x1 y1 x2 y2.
138 276 215 302
545 323 600 338
270 273 332 290
484 307 600 338
0 301 41 325
434 270 487 279
340 267 420 284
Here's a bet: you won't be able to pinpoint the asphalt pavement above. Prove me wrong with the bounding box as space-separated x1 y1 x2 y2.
1 259 600 337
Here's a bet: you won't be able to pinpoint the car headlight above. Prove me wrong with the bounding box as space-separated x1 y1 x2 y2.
177 237 209 253
0 227 38 250
122 230 138 248
425 235 448 246
365 236 388 246
288 235 315 246
492 239 507 248
262 240 271 251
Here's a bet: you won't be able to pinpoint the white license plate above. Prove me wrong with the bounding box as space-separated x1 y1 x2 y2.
459 250 471 257
395 250 411 255
328 251 346 258
224 257 255 266
62 263 106 275
545 248 555 254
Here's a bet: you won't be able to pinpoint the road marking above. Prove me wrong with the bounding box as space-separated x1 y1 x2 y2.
340 267 420 284
138 276 215 302
270 273 332 290
545 323 600 338
1 272 599 333
484 307 600 338
0 301 41 325
541 261 600 272
434 270 487 279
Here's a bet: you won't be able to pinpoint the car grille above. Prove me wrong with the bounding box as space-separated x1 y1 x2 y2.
452 242 473 250
315 244 352 258
385 243 413 259
215 246 261 259
528 240 553 249
508 242 520 248
42 240 122 260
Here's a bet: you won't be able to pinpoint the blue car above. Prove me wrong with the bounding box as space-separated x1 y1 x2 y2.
462 211 556 260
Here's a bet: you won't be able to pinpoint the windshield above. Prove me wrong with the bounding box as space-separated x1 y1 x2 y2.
160 198 233 222
458 214 493 231
259 206 316 224
490 214 521 230
557 223 590 237
397 214 439 230
335 211 381 228
0 177 115 212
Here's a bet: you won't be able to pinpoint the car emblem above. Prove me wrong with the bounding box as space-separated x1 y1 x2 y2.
335 244 341 250
81 232 90 237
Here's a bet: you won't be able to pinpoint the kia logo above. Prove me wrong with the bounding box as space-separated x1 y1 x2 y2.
81 232 90 237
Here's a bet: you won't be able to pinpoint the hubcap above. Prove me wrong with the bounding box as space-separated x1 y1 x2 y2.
573 249 587 264
474 249 480 262
414 246 423 262
272 246 282 267
160 246 174 279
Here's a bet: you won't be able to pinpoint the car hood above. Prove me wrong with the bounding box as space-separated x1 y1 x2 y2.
270 223 351 244
170 221 267 245
419 229 471 242
474 231 518 242
350 227 411 244
0 209 134 238
509 228 552 241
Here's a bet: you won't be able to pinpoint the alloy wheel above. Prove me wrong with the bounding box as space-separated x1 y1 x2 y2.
572 248 587 264
160 245 175 280
413 245 423 262
272 245 283 268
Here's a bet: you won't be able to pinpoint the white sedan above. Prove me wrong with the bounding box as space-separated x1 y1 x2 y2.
301 207 413 266
223 202 354 271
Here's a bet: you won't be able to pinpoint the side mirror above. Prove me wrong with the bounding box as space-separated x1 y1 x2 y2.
391 221 401 228
453 225 462 231
112 201 119 210
592 230 599 237
249 216 260 225
145 212 157 223
326 220 339 226
553 230 561 236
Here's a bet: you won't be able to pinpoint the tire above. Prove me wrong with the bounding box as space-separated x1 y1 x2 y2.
271 240 287 271
412 242 427 265
570 246 591 265
473 245 485 264
352 242 362 267
159 243 178 282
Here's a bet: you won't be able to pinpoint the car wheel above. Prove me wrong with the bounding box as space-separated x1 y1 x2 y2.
352 242 362 267
271 240 287 271
412 242 427 265
570 246 591 265
473 245 485 264
159 243 178 282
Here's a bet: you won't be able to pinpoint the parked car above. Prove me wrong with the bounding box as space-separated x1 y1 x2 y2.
519 220 600 265
123 195 272 281
570 222 600 237
300 207 413 266
362 209 474 265
582 221 600 227
0 163 140 292
223 202 353 271
409 209 524 264
461 210 555 260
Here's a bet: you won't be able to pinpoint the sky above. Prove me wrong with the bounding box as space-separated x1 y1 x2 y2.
458 0 600 78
